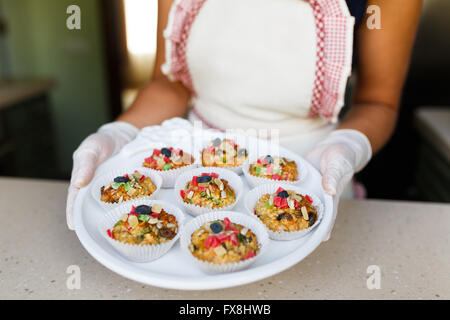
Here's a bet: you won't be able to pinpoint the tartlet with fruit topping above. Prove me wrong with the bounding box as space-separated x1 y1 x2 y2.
249 155 298 181
100 171 157 204
201 138 247 168
142 147 194 171
188 217 259 264
253 187 317 232
180 172 236 209
106 204 178 245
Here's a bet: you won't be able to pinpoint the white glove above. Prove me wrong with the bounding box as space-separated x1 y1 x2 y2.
66 121 139 230
306 129 372 241
121 117 194 156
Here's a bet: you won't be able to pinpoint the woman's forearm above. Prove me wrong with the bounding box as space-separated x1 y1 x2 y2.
116 76 191 129
340 0 422 154
337 102 398 153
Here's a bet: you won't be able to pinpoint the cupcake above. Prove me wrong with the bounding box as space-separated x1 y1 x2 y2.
188 217 259 264
100 170 157 204
248 155 298 182
253 186 318 232
142 147 194 171
201 138 248 169
100 200 184 262
107 203 178 245
180 211 269 273
179 172 236 209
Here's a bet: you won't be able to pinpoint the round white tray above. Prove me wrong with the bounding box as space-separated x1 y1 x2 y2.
73 139 333 291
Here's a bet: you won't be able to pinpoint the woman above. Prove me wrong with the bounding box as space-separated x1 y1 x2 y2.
66 0 422 239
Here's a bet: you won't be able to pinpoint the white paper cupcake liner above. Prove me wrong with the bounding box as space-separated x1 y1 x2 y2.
91 167 163 211
131 149 201 188
99 199 185 262
200 160 247 175
174 167 244 217
244 183 324 241
243 149 308 188
180 211 269 273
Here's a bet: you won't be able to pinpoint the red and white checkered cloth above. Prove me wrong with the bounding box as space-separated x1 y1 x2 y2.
306 0 354 122
164 0 354 123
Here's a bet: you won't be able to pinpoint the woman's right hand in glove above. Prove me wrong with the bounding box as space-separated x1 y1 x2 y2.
66 122 139 230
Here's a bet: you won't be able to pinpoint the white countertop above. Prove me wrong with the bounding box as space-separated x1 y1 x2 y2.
0 177 449 300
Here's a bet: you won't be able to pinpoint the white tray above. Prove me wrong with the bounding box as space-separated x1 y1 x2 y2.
73 137 333 291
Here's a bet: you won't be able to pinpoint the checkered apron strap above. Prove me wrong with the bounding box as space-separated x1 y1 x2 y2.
161 0 207 96
305 0 355 122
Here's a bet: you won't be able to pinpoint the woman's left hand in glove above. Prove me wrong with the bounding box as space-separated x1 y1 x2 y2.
306 129 372 241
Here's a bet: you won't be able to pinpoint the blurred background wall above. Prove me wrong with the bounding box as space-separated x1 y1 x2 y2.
356 0 450 202
0 0 110 176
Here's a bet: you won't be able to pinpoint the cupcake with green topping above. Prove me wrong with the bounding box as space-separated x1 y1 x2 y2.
92 167 162 210
100 200 184 262
139 147 198 188
174 167 243 216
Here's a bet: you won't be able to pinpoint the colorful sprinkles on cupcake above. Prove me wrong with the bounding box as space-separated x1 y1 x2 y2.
143 147 194 171
180 172 236 209
100 171 157 203
249 155 298 181
201 138 247 168
188 217 259 264
253 187 317 232
107 204 178 245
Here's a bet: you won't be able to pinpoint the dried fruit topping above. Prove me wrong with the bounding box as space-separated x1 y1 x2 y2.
161 147 172 157
151 203 163 213
308 212 316 227
276 213 291 221
273 196 288 208
230 234 238 246
134 205 151 215
216 233 229 242
272 174 281 180
212 138 222 146
197 175 212 183
275 187 284 194
223 217 231 229
245 251 255 259
210 222 223 234
264 155 273 163
159 227 176 239
205 235 220 249
301 206 309 220
277 190 289 199
214 245 227 256
114 176 129 183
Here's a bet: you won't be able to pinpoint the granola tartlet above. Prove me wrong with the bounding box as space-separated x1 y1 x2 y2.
201 138 247 168
188 217 259 264
253 187 317 232
142 147 194 171
179 172 236 209
107 204 178 245
248 155 298 182
100 171 157 204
